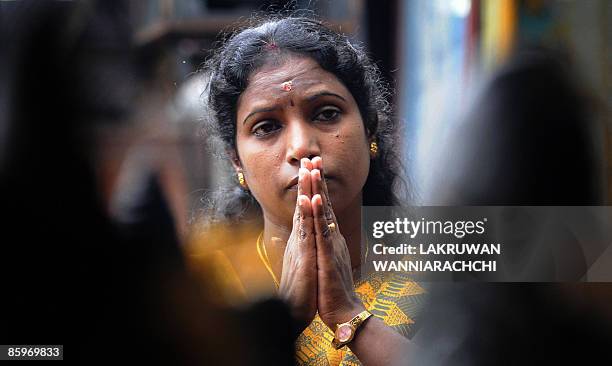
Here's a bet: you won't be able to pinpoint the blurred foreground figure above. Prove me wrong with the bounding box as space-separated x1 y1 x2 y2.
0 1 293 364
439 48 604 205
416 49 612 365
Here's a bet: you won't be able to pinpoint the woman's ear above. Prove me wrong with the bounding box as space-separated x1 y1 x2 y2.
227 149 242 172
228 149 248 190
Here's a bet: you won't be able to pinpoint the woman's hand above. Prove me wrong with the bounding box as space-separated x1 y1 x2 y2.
310 157 365 329
278 159 318 333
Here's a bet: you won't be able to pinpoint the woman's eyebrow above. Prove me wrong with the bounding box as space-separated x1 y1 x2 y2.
242 91 346 124
243 106 280 125
306 91 347 103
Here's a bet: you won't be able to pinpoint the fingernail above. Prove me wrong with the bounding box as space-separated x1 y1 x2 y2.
312 156 322 168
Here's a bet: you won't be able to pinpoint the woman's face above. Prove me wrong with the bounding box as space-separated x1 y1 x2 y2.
235 55 371 228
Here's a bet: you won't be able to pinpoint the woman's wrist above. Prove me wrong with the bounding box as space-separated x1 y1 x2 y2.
321 298 367 329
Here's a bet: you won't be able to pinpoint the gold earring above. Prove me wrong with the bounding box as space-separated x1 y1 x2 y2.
237 172 247 189
370 141 378 156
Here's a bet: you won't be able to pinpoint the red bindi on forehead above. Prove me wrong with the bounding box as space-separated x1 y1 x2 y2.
280 80 293 91
237 57 357 120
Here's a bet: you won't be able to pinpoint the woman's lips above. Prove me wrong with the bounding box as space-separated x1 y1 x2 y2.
286 176 299 190
286 176 333 191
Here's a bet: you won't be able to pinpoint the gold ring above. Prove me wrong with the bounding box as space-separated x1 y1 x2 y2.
327 222 336 232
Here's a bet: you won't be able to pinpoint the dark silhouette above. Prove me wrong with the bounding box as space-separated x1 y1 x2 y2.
0 1 294 364
417 48 612 365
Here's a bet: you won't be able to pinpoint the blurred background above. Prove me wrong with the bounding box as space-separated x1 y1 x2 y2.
85 0 611 223
1 0 610 363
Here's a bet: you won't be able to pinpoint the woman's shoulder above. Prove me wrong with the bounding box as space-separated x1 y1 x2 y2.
185 221 277 305
186 220 260 256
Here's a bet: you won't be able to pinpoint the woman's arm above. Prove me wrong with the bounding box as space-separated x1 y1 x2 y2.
308 156 414 365
349 315 412 366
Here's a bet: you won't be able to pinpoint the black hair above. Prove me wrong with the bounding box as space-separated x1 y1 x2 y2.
200 15 409 222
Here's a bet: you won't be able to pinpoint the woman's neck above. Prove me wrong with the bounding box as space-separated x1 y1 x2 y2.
261 194 364 280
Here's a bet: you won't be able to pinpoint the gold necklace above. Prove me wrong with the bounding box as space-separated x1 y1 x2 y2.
256 230 369 288
256 231 280 289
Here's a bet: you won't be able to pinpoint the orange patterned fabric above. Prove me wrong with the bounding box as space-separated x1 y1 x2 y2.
295 272 425 365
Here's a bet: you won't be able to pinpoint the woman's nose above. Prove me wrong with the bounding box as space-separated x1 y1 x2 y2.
285 121 320 164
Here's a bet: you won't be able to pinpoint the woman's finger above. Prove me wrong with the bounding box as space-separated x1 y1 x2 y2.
298 195 314 247
310 168 336 226
311 157 337 223
298 167 312 199
301 157 313 171
292 161 312 242
311 194 334 257
295 157 315 246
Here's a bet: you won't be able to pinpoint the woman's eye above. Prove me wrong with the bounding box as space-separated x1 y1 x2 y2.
251 120 281 137
314 107 341 122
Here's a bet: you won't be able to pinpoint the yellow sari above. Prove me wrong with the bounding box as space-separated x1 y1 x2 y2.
187 225 425 366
